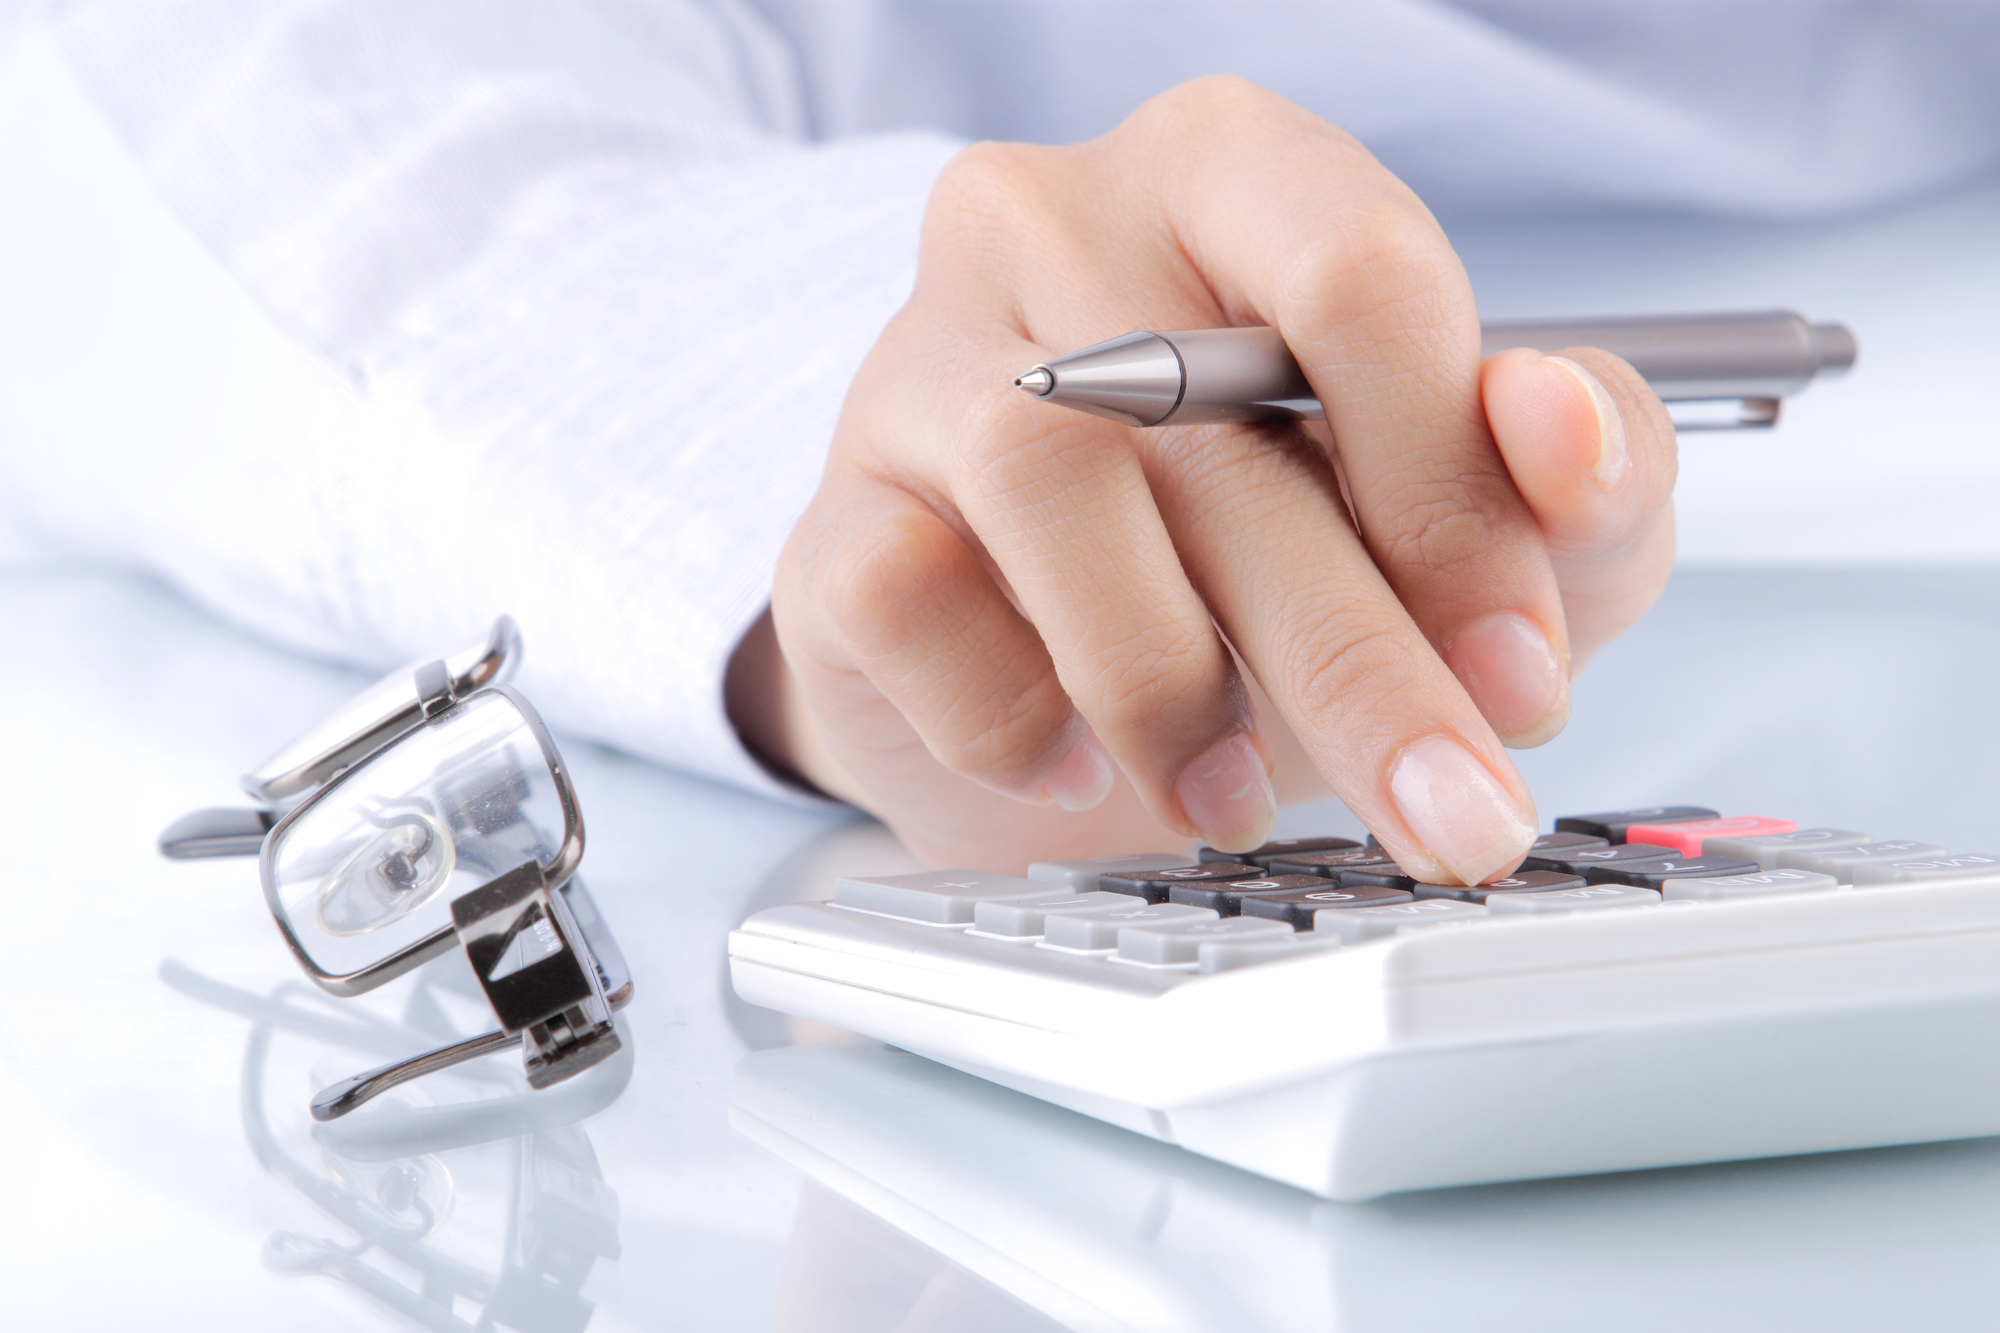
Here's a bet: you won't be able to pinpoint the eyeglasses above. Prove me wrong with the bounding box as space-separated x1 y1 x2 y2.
161 617 633 1121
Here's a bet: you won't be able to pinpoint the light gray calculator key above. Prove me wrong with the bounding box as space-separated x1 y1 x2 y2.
1664 868 1840 900
1117 915 1291 965
833 869 1058 925
1777 840 1949 881
1315 898 1487 943
1704 828 1871 871
1197 932 1344 973
1851 853 2000 886
1486 883 1662 913
1026 853 1191 893
1042 902 1217 951
972 892 1132 938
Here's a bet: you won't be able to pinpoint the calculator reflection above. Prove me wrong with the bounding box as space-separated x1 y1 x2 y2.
162 955 629 1332
740 1041 2000 1333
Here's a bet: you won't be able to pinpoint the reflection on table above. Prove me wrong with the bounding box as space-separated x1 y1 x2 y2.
163 953 629 1332
737 1040 2000 1333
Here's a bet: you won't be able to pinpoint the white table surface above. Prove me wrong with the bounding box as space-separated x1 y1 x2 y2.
5 565 2000 1331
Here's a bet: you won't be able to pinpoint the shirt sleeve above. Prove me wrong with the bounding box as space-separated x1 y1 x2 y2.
0 1 963 803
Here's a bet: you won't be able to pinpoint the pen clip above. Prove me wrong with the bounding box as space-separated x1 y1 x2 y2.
1668 397 1781 432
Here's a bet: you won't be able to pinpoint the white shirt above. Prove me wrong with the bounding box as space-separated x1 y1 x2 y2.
1 1 1995 799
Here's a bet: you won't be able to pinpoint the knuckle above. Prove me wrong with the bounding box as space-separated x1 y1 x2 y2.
927 140 1055 234
1286 614 1420 728
823 506 961 656
1289 198 1458 326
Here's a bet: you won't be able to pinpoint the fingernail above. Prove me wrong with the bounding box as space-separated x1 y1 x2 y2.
1445 611 1569 747
1043 730 1115 812
1388 734 1537 885
1543 355 1626 486
1175 732 1276 854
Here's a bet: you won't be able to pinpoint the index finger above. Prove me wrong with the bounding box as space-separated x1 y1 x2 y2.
1128 78 1574 749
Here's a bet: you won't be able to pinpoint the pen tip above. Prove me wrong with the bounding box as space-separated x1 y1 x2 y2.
1014 366 1054 397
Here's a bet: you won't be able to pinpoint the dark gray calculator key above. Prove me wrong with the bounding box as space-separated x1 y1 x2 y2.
1098 861 1262 904
1851 853 2000 886
1197 836 1361 871
833 869 1062 925
1703 828 1871 872
1528 831 1611 855
1331 863 1420 891
1027 853 1193 894
1487 883 1662 913
1167 873 1338 915
1523 842 1682 874
1554 806 1719 844
1268 848 1400 878
1778 840 1949 881
1412 869 1588 903
1584 855 1760 888
1239 884 1415 928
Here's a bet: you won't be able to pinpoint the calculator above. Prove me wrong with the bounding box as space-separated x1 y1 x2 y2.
728 806 2000 1200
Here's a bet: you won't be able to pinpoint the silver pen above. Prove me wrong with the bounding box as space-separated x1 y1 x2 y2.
1013 310 1857 431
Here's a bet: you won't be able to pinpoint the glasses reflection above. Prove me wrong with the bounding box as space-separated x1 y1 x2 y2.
162 953 628 1332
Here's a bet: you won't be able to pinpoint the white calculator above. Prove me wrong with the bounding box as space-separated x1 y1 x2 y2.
728 806 2000 1200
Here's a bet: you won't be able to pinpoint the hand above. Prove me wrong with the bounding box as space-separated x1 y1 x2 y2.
737 77 1676 882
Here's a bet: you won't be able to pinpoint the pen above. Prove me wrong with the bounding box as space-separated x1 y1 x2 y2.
1012 310 1858 431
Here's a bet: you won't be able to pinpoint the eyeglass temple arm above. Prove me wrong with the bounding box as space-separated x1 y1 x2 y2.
311 1028 521 1122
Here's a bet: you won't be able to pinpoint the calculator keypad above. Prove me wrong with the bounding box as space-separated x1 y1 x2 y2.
1238 884 1416 927
1412 869 1586 903
1099 862 1261 904
1582 856 1761 888
1165 873 1340 914
1623 815 1797 857
1554 806 1719 844
821 805 1977 979
1522 842 1682 874
1778 840 1950 881
1197 836 1361 871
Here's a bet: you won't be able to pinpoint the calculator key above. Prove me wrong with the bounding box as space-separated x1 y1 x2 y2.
1529 831 1611 855
1197 932 1344 974
1238 885 1415 928
1702 828 1872 871
1582 856 1760 888
1027 853 1193 893
1850 853 2000 886
833 869 1062 924
1197 836 1361 871
1167 874 1338 915
1663 869 1840 900
1098 862 1262 903
1116 916 1292 965
1266 848 1400 879
1412 869 1588 903
1554 806 1719 844
971 892 1133 937
1523 842 1682 874
1331 863 1420 891
1777 840 1950 881
1623 815 1798 857
1314 898 1488 942
1042 902 1218 950
1486 883 1663 913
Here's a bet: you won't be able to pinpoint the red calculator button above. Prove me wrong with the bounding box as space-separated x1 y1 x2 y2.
1625 815 1798 857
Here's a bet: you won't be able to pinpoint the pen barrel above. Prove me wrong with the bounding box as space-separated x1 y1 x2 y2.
1156 327 1323 424
1480 310 1856 401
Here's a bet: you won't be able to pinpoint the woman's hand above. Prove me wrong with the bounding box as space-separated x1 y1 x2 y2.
738 77 1676 880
